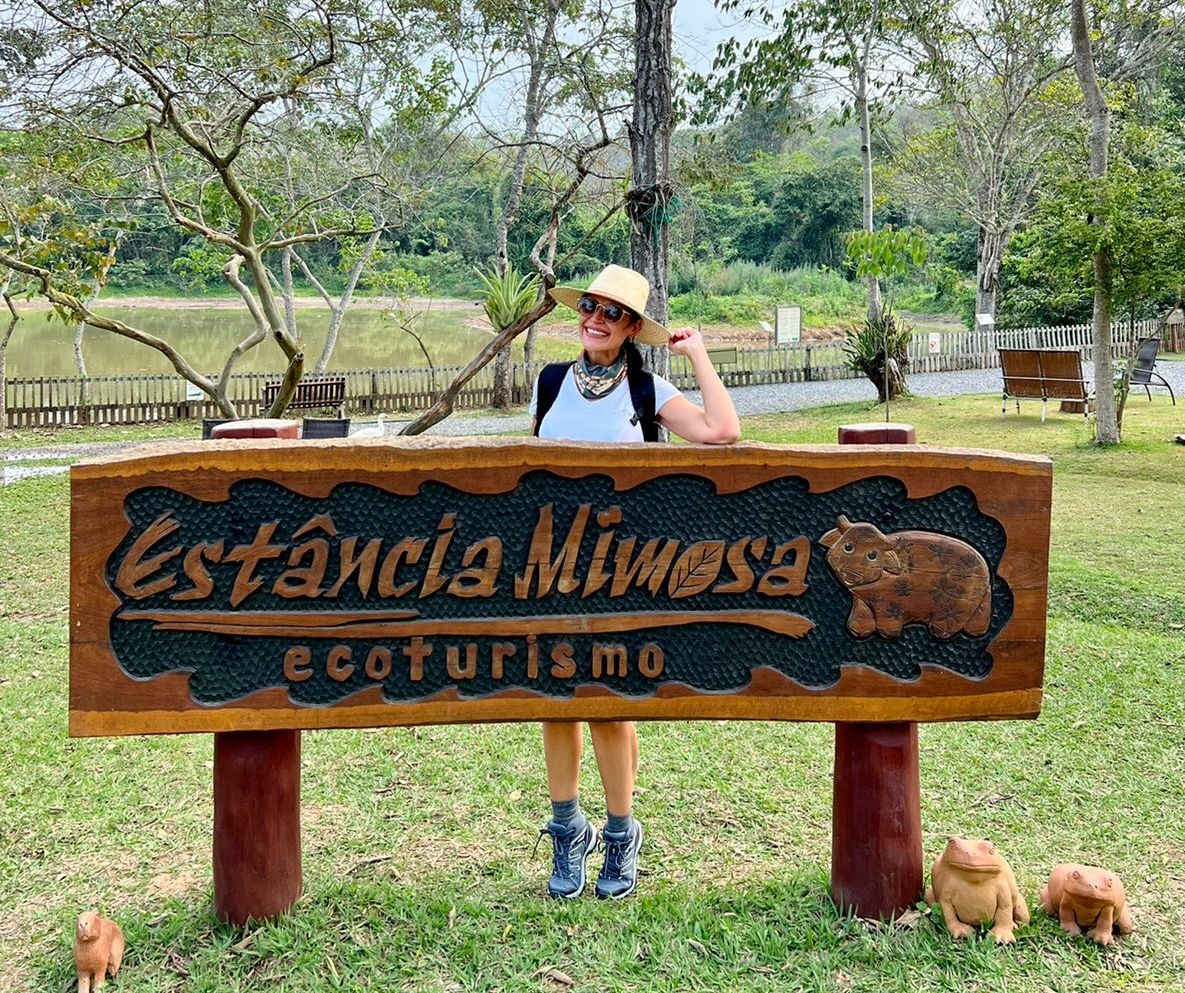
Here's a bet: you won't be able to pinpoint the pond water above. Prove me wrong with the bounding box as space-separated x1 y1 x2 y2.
6 301 572 378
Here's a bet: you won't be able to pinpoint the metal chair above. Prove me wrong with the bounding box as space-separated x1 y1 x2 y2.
301 417 352 438
1128 338 1175 404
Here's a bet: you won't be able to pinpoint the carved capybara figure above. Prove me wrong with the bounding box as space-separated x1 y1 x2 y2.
74 912 124 993
925 836 1029 943
819 515 991 638
1040 863 1133 945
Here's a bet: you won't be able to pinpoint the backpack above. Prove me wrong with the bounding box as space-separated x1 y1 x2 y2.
532 351 658 442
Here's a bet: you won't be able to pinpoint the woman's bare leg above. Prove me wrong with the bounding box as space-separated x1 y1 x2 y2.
542 721 583 802
589 720 638 817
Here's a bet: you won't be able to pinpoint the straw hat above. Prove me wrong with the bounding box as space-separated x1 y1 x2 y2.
548 264 670 346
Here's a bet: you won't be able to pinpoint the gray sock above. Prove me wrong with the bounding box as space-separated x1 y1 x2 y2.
551 797 584 830
604 812 633 837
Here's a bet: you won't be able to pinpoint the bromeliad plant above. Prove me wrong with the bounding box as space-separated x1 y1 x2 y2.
474 261 540 330
843 306 915 403
843 227 927 403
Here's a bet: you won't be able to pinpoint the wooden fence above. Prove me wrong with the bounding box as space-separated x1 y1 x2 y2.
3 318 1161 430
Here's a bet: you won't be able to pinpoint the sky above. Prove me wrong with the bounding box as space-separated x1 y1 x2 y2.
466 0 771 132
672 0 765 75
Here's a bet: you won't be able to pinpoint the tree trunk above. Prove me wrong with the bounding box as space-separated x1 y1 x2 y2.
1070 0 1118 444
857 67 883 326
72 322 86 377
1091 244 1116 439
0 298 16 431
629 0 675 384
310 231 381 375
975 280 997 325
73 322 91 409
867 358 907 404
975 227 1005 323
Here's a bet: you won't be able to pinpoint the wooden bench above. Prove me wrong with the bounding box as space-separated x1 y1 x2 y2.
999 348 1092 422
70 438 1051 926
262 377 347 417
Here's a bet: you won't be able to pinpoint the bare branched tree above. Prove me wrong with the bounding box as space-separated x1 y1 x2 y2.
0 0 464 417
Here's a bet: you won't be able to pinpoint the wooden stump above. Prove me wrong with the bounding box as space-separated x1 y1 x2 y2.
836 422 916 445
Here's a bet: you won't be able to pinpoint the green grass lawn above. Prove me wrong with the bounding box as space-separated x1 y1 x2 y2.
2 396 1184 992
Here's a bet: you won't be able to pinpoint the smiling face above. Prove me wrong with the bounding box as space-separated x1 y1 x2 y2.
579 293 640 365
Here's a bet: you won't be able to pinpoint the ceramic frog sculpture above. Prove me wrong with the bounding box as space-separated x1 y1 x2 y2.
926 836 1030 943
1039 863 1133 945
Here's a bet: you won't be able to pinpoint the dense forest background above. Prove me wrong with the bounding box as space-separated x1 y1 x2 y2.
3 0 1185 417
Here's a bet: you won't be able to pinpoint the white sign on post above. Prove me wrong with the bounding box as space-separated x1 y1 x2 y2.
928 333 941 355
775 305 802 346
185 383 204 402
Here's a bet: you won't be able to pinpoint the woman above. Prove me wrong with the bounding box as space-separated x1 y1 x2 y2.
530 264 740 900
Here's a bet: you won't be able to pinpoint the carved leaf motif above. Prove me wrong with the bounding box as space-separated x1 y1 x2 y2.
667 541 725 599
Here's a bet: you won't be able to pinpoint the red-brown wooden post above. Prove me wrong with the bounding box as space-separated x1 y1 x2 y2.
208 418 304 924
831 422 923 919
214 730 303 924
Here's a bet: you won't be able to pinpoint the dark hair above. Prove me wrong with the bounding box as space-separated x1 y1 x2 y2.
623 336 644 373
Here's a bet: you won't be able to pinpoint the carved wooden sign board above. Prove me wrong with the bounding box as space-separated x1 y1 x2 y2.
69 438 1052 737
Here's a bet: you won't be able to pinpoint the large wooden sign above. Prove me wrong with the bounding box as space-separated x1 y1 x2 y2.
69 438 1051 736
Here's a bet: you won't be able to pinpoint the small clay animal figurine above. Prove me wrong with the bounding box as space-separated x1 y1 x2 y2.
1039 863 1133 945
926 836 1030 943
73 911 124 993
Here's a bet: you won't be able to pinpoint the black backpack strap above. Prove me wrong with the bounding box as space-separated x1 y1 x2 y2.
533 362 572 436
624 340 659 442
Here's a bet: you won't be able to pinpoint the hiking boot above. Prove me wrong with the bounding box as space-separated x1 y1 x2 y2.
595 820 643 900
537 819 598 899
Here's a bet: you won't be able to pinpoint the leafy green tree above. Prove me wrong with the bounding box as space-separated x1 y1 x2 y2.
699 0 918 326
0 0 462 417
1069 0 1184 444
891 0 1074 325
767 160 863 269
1002 126 1185 327
673 149 863 281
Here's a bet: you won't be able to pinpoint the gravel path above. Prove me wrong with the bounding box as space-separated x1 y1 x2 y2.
398 360 1180 435
5 361 1183 472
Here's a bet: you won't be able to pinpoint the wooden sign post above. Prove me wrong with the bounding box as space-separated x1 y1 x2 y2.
70 437 1051 923
830 423 921 919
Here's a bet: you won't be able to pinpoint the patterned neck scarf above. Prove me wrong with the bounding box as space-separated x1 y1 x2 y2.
574 351 628 399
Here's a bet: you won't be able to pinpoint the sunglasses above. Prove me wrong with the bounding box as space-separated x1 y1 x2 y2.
577 296 634 325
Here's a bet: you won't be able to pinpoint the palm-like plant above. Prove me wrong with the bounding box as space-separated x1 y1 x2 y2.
474 262 540 330
843 306 913 403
